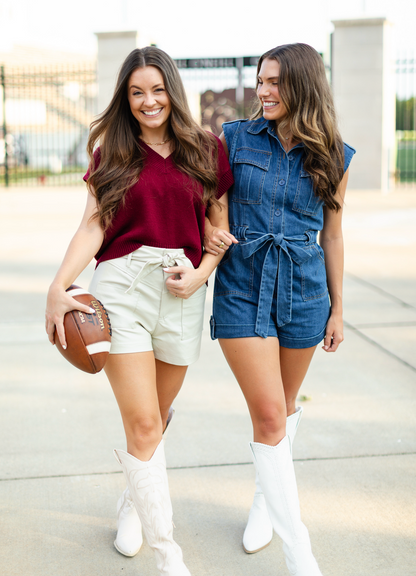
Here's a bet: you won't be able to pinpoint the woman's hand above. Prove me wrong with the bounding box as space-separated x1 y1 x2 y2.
322 312 344 352
164 266 206 299
45 189 104 349
204 218 238 256
45 283 96 349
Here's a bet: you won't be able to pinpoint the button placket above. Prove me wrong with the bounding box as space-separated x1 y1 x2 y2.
273 154 288 232
278 154 292 235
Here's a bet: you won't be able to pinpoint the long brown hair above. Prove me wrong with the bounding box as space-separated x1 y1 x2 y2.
86 47 219 230
252 43 345 211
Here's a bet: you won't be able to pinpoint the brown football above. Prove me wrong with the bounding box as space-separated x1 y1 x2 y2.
54 285 112 374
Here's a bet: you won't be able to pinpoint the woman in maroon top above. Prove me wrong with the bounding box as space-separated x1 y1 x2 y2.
45 47 233 576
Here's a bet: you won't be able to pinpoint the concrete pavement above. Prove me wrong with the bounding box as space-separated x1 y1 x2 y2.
0 186 415 576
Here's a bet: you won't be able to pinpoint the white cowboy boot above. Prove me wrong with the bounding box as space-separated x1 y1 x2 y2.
114 407 175 557
250 435 323 576
114 439 191 576
243 406 303 553
114 487 143 556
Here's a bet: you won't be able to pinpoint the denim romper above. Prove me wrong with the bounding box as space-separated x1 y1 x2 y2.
210 118 355 348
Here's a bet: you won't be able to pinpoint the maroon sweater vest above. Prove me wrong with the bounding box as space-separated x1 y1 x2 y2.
84 135 233 269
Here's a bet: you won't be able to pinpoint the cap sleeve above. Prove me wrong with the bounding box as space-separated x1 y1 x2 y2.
212 134 234 200
343 142 356 174
83 147 101 182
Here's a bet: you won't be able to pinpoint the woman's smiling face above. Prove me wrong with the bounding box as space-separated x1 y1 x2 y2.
256 58 288 123
127 66 172 132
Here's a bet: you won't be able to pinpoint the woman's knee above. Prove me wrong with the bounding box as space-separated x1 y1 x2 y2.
252 404 287 440
125 415 162 451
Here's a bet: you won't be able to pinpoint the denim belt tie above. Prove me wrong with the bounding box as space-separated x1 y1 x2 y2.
240 232 315 337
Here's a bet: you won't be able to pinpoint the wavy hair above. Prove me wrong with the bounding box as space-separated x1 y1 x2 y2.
252 43 345 211
86 47 219 231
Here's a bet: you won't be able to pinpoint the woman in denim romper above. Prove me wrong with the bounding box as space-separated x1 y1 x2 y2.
205 44 355 576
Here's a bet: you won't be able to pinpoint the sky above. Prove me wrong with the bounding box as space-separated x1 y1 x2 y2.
0 0 416 58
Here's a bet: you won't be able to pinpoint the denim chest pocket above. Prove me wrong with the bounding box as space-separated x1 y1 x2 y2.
232 148 271 204
292 169 324 215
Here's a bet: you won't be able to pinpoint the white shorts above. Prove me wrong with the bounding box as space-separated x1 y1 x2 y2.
88 246 207 365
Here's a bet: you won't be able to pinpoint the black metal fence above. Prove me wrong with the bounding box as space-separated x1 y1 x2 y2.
0 63 97 186
0 57 261 187
9 53 416 189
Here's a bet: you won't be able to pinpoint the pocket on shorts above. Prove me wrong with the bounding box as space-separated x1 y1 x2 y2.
181 285 207 341
89 261 138 323
214 243 254 297
299 245 328 301
91 262 127 291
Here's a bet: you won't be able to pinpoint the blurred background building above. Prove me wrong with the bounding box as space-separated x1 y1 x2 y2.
0 0 415 190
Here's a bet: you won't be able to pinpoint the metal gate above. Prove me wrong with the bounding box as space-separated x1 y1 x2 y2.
0 58 260 187
0 54 336 188
0 63 97 186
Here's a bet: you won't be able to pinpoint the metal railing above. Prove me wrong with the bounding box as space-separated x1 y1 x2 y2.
0 63 97 186
0 58 261 187
0 54 339 188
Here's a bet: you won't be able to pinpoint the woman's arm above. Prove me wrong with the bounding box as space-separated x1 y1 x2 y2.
164 191 232 298
319 169 349 352
45 190 105 348
203 132 238 255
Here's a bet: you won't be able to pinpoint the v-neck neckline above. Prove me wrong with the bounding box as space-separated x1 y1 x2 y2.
140 140 173 160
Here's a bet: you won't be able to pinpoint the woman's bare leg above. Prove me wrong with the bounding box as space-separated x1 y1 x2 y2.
104 352 161 460
155 359 188 430
104 353 188 461
220 337 323 574
107 352 192 574
219 338 317 445
219 337 286 445
279 345 317 416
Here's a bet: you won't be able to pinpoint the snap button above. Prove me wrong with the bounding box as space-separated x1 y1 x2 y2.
274 209 281 216
279 179 285 186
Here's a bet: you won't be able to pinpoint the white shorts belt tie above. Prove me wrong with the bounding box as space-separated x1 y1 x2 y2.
125 251 190 295
88 245 207 365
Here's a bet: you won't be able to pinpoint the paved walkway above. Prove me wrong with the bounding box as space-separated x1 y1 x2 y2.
0 186 415 576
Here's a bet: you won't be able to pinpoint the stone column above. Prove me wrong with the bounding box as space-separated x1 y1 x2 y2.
332 18 396 191
95 31 138 115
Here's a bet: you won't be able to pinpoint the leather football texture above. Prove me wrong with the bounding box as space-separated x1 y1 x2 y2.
54 285 112 373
